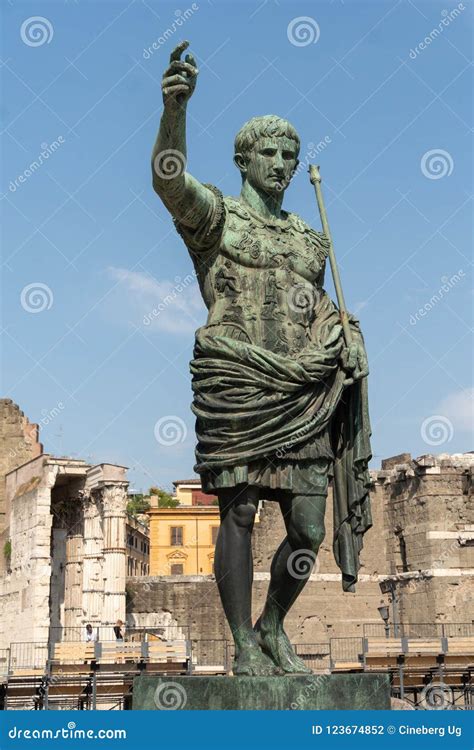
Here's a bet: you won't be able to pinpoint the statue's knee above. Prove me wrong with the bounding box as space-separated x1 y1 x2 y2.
288 522 325 553
231 502 257 529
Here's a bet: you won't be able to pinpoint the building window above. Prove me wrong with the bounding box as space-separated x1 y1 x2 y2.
170 526 183 546
211 526 219 545
170 563 184 575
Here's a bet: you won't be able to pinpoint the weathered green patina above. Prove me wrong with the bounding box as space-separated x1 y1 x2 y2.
133 674 391 711
151 41 372 677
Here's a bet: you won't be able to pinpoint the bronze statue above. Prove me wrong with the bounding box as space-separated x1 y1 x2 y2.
151 41 372 676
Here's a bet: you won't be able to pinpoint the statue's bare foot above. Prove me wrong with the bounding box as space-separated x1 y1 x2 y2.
232 642 282 676
254 617 312 674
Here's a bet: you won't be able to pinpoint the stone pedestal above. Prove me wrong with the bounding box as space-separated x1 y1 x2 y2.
132 674 391 710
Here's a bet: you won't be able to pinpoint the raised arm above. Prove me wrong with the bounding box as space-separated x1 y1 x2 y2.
151 40 214 228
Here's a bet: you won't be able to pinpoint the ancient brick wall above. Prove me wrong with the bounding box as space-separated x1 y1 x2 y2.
128 480 389 643
129 454 474 642
378 453 474 628
0 399 42 534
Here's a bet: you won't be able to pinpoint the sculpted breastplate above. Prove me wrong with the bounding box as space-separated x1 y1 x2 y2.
204 198 330 354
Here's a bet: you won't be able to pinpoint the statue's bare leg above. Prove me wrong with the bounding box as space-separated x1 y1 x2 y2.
214 485 281 676
254 492 326 673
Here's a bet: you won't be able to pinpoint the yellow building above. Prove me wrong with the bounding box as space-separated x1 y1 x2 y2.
148 506 220 576
173 478 217 506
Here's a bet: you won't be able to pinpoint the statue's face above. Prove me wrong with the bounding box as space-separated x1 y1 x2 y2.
243 136 299 196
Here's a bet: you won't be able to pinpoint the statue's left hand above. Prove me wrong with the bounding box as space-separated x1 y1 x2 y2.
341 340 369 386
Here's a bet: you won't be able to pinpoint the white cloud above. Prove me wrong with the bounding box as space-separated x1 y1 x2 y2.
107 267 206 334
438 388 474 433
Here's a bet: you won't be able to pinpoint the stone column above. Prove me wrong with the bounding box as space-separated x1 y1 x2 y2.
63 501 84 633
82 491 104 630
100 482 128 638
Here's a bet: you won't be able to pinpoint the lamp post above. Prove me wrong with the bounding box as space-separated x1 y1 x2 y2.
379 578 401 637
378 605 391 639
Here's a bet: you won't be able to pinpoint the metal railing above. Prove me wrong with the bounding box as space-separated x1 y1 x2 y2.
48 624 191 643
190 639 230 673
363 623 474 639
8 643 48 674
0 648 9 679
295 643 330 672
329 637 364 669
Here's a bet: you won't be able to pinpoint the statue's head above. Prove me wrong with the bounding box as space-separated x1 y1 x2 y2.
233 115 300 197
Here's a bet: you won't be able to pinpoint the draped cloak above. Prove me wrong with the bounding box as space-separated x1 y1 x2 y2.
175 188 372 592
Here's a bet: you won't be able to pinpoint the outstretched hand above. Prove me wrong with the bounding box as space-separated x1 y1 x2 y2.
162 40 198 109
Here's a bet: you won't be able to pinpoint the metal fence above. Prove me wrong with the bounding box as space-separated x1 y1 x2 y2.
363 623 474 639
0 649 9 679
329 637 364 668
190 639 229 673
46 622 474 644
295 643 331 672
8 642 48 673
48 624 191 644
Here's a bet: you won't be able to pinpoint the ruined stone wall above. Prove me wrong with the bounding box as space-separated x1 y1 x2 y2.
0 454 129 651
0 399 42 535
378 453 474 628
253 481 387 576
0 456 55 648
128 479 389 643
129 454 474 643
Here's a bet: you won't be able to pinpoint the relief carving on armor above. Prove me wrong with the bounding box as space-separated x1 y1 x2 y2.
215 260 241 299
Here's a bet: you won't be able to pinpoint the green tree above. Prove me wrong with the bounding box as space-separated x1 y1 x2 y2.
126 494 150 517
149 486 179 508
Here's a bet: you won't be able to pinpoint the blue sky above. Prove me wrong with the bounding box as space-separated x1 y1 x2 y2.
1 0 472 493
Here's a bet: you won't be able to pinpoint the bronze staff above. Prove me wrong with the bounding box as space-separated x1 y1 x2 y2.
309 164 353 347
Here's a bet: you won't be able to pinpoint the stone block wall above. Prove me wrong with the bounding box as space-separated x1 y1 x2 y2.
378 453 474 628
0 454 130 651
0 456 56 646
127 480 389 644
0 399 42 535
129 453 474 643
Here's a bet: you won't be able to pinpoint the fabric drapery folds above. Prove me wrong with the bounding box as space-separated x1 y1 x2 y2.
190 291 372 591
